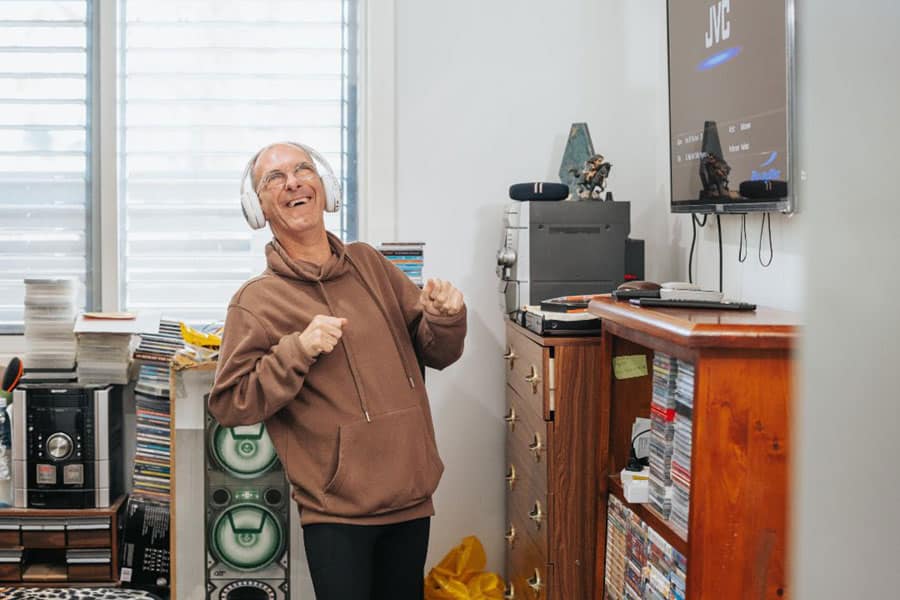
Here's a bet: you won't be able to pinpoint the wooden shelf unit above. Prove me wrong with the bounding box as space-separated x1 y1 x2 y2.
0 494 126 586
589 295 799 599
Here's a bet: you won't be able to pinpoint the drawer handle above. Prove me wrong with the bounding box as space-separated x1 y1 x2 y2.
503 347 517 368
524 365 540 393
529 500 544 527
504 524 516 546
528 433 543 462
504 582 516 599
527 568 544 594
504 406 518 430
505 464 517 490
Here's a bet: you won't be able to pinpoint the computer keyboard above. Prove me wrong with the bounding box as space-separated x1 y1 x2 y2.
630 298 757 310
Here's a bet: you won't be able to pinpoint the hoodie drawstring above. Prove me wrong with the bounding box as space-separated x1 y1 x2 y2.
316 280 372 422
345 255 418 391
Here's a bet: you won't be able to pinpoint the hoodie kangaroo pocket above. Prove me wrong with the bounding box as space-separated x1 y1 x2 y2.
322 405 444 517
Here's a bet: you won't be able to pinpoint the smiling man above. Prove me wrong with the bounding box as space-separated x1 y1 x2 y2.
208 142 467 600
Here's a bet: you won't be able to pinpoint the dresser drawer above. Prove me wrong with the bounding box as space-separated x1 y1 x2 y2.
506 529 550 600
506 471 549 560
505 325 550 420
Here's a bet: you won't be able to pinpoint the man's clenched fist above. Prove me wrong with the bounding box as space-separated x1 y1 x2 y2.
420 279 464 317
298 315 348 358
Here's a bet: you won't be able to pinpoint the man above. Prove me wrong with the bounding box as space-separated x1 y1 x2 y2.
208 142 466 600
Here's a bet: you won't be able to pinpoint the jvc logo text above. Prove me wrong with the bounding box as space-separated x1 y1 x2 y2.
705 0 731 48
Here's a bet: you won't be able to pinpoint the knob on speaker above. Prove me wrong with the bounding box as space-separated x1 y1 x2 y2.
46 432 74 461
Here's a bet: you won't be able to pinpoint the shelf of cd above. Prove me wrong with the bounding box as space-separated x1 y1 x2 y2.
607 475 687 556
589 295 798 599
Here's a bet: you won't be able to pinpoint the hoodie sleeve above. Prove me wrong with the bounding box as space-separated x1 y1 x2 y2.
208 303 315 426
375 250 467 370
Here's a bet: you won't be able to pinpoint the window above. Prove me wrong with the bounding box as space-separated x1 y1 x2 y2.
0 0 92 332
0 0 358 332
118 0 359 323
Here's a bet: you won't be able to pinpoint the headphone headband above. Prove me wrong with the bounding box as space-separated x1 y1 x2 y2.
239 141 342 230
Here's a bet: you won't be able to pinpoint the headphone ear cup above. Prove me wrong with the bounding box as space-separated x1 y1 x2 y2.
241 190 266 229
321 173 342 213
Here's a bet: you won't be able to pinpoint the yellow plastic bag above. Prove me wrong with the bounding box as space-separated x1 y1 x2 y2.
425 536 505 600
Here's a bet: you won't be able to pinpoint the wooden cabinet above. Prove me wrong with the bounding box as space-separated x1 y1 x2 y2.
503 322 602 600
0 495 125 585
589 296 799 599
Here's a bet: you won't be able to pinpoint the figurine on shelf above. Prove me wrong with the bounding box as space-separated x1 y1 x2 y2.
576 154 613 200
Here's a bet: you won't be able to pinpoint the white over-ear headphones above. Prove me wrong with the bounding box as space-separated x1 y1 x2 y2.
239 141 342 230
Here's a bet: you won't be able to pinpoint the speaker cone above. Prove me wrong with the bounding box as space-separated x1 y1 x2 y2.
210 504 284 572
211 423 278 479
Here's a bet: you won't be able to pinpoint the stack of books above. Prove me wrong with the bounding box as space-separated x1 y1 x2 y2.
604 494 688 600
670 360 695 539
377 242 424 287
23 278 79 373
648 353 678 519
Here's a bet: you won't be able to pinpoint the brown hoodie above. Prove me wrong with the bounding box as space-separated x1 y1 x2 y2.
208 232 466 526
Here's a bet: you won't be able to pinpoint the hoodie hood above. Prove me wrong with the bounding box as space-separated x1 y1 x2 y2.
266 231 350 282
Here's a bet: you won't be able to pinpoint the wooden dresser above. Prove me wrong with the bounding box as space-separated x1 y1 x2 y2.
503 321 602 600
589 296 799 599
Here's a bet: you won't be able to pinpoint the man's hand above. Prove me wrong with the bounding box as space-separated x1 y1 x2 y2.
420 279 464 317
298 315 348 358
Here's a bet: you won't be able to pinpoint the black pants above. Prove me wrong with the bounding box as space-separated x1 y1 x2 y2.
303 517 430 600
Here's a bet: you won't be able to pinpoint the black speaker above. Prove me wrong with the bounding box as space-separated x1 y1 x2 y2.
509 182 569 201
739 180 787 199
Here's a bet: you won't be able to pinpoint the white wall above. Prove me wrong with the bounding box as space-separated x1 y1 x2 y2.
794 1 900 598
391 0 673 573
391 0 809 574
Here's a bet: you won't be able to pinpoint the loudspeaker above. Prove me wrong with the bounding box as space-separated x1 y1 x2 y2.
508 182 570 201
739 179 788 199
240 142 342 230
205 416 290 600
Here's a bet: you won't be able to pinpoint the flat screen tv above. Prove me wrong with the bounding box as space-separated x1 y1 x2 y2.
668 0 796 214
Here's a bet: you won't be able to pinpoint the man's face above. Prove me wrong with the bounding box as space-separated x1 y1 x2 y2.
253 144 327 238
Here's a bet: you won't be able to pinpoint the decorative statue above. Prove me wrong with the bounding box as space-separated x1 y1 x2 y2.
699 152 731 198
576 154 613 200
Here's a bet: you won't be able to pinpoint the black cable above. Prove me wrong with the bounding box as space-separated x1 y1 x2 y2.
759 212 774 267
716 214 723 293
688 214 708 284
689 214 696 284
738 214 748 263
626 429 652 472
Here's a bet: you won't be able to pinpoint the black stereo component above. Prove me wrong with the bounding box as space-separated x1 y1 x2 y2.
12 384 123 509
509 182 570 201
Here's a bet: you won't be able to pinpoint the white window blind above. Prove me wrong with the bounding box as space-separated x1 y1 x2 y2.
119 0 358 323
0 0 91 331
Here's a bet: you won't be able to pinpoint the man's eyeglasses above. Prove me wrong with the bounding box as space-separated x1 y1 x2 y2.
257 162 319 194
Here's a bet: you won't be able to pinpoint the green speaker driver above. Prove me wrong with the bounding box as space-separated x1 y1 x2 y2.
211 504 285 572
211 423 278 478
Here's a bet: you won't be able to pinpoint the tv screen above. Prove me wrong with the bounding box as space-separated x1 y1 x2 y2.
668 0 795 214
